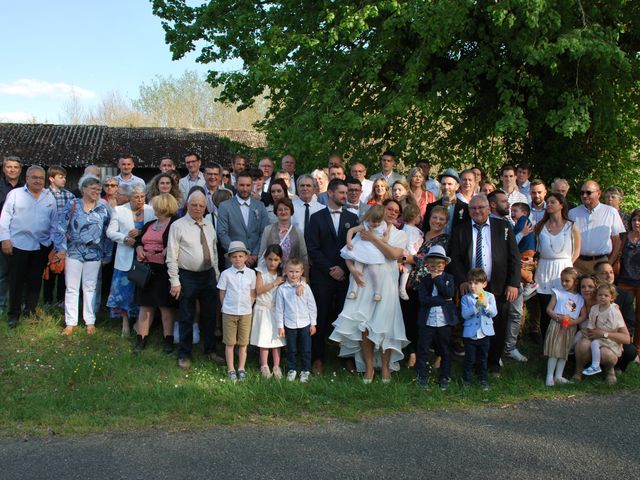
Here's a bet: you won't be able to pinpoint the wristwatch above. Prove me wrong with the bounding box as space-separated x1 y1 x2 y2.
603 332 609 339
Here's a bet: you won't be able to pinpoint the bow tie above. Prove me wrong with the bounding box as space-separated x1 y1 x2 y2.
236 270 244 274
330 210 342 215
346 204 359 209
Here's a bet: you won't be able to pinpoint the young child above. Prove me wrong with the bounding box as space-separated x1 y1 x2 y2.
250 244 286 379
415 245 457 390
543 267 585 386
460 268 497 390
582 283 626 377
217 241 256 383
274 258 317 383
399 204 424 301
341 205 391 301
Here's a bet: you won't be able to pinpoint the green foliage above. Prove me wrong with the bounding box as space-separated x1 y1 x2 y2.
152 0 640 194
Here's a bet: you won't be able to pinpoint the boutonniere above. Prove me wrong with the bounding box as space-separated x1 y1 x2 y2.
458 208 464 220
504 227 508 240
253 210 259 220
345 223 351 229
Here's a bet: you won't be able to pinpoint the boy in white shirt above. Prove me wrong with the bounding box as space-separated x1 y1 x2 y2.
217 241 256 383
275 258 317 383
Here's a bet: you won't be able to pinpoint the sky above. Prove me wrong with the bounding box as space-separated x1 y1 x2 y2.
0 0 234 123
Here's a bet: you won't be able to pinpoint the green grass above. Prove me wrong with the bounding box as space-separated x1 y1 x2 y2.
1 308 639 437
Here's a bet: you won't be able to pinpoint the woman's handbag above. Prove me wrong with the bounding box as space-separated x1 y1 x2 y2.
127 259 152 288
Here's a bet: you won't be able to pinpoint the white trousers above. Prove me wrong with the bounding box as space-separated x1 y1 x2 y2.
64 258 101 326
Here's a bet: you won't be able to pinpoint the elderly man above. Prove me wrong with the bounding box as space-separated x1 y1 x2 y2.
370 150 405 185
569 180 626 274
217 171 270 266
551 178 576 209
115 154 145 189
448 194 521 374
292 174 324 234
259 156 275 194
0 165 57 327
167 191 223 368
179 152 206 200
349 162 373 201
281 154 298 196
456 169 477 204
0 155 24 314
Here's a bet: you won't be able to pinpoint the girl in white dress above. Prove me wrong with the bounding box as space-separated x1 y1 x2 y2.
341 205 391 301
250 244 286 378
543 267 585 386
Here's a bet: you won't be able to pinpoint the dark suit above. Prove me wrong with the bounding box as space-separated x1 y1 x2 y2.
423 198 469 234
615 286 636 372
448 217 520 369
305 207 358 362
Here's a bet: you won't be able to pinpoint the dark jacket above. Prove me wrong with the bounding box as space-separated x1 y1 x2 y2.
417 272 458 326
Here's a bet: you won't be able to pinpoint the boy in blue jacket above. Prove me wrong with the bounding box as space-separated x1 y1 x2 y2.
416 245 458 390
461 268 498 390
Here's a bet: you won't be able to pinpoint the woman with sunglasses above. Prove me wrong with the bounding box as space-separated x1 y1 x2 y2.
102 176 120 209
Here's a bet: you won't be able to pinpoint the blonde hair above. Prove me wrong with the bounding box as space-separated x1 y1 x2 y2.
367 178 391 204
596 282 617 301
151 193 178 217
362 204 384 224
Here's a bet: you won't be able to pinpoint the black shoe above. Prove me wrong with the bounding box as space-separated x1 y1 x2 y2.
133 335 146 354
163 335 174 354
452 343 465 356
7 317 18 328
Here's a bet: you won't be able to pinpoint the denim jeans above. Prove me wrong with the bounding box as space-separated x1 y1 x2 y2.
505 283 537 352
415 324 452 382
178 268 217 359
463 337 491 383
285 325 312 372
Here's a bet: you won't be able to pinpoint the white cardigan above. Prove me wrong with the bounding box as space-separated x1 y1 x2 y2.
107 203 156 271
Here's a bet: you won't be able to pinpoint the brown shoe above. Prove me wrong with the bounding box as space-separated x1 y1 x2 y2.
206 352 226 366
178 357 192 369
86 325 97 335
62 326 76 336
312 359 323 375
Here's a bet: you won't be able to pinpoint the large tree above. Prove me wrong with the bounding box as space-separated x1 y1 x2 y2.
152 0 640 190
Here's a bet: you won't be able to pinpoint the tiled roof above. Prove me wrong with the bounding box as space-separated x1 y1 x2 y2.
0 123 266 167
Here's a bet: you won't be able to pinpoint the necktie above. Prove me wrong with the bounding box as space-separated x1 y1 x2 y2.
474 223 485 269
197 223 212 270
304 203 310 232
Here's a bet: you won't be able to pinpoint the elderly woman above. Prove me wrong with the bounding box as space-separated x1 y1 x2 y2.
311 169 329 194
265 179 289 224
400 205 450 367
330 199 409 383
133 193 179 353
604 186 629 226
54 175 113 335
102 176 120 209
259 197 308 273
146 172 183 205
106 184 156 336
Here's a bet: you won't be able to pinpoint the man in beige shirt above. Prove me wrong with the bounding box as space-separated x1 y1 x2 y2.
167 191 223 369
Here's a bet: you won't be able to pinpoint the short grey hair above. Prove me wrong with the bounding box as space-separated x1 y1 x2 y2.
26 165 45 176
118 183 133 197
78 174 101 190
3 156 23 167
297 173 318 191
311 169 328 183
131 184 146 195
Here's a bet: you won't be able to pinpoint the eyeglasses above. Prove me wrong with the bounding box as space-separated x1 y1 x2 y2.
347 188 362 193
581 190 597 196
104 183 118 188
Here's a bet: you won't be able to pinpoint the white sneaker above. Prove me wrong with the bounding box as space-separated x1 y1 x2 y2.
287 370 297 382
506 348 528 362
299 371 310 383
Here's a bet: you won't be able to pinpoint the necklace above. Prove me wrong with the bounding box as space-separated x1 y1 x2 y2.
546 222 568 254
152 220 169 231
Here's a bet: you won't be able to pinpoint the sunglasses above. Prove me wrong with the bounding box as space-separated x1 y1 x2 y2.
581 190 597 196
223 174 230 178
104 183 118 188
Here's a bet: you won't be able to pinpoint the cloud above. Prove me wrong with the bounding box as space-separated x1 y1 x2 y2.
0 111 36 122
0 79 96 99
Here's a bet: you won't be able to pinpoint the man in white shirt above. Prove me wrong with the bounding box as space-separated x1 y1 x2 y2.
115 154 145 189
349 162 373 201
529 179 547 225
292 174 324 235
167 191 223 369
517 163 532 202
179 152 206 200
370 150 405 185
0 165 56 327
569 180 626 274
203 163 229 214
500 164 528 207
456 169 477 204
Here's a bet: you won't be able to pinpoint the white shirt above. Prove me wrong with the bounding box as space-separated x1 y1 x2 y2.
471 219 493 281
115 174 146 189
236 195 252 226
425 178 440 199
217 266 257 315
274 281 317 329
530 201 546 225
569 203 626 256
329 207 342 234
501 188 528 208
360 178 374 202
292 197 325 235
0 186 56 250
426 285 447 327
179 172 206 200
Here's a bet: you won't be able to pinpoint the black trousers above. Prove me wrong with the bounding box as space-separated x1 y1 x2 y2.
311 278 348 362
8 245 49 321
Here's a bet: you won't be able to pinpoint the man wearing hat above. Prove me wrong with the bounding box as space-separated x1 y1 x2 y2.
423 168 469 235
167 191 223 369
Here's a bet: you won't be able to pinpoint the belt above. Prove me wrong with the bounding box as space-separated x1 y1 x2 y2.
578 255 607 261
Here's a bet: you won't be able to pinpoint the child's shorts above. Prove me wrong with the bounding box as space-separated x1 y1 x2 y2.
222 313 252 346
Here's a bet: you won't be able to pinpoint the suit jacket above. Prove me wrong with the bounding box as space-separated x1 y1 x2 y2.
107 203 156 271
217 196 270 255
447 217 520 297
305 208 358 285
461 291 497 338
423 197 469 234
417 272 459 326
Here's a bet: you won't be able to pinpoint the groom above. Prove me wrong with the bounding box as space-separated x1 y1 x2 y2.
306 179 358 374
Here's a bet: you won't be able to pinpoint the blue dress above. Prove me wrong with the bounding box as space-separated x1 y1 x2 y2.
106 220 143 318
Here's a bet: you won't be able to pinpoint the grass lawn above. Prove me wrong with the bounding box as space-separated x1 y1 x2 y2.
1 307 639 437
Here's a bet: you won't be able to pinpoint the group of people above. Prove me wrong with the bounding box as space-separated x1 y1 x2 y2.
0 151 636 388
